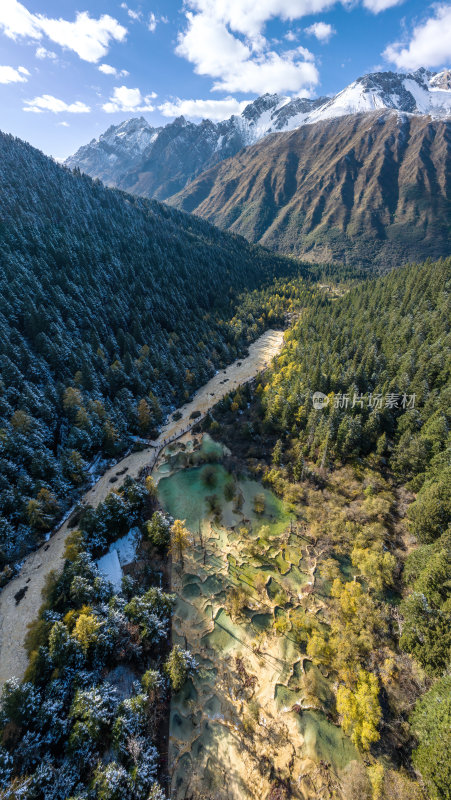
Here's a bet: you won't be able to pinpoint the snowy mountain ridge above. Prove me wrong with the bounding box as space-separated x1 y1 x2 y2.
238 68 451 143
66 68 451 197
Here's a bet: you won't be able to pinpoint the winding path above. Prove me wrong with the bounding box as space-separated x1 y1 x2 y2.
0 329 284 688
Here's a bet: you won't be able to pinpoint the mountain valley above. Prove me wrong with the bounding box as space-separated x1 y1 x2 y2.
0 54 449 800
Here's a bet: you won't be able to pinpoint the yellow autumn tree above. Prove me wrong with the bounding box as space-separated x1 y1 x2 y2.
37 487 59 516
169 519 191 569
145 475 157 501
306 629 334 666
10 409 31 433
73 611 101 655
336 669 381 751
63 387 83 413
331 578 363 618
351 543 396 595
27 488 60 530
27 499 44 529
75 406 89 428
63 530 84 562
137 398 152 434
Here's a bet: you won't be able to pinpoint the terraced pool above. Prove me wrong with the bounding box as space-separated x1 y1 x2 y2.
158 438 358 799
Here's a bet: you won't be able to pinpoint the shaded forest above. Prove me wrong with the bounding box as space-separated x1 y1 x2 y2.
0 132 299 575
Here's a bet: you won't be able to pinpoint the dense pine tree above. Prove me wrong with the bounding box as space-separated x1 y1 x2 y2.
0 132 299 573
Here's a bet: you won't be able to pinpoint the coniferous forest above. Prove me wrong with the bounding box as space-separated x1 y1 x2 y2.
0 132 300 576
213 256 450 800
0 124 448 800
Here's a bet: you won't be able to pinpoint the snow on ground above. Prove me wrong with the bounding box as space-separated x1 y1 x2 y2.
115 527 140 565
97 549 123 593
96 528 140 592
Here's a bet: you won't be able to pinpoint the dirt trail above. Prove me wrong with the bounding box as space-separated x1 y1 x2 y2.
0 329 284 688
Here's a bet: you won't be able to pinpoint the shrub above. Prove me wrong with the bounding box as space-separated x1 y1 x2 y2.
164 645 196 692
146 512 170 551
336 669 381 751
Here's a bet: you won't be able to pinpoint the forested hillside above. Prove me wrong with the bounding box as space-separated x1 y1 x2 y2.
235 256 449 799
169 112 451 269
0 132 297 577
262 257 450 482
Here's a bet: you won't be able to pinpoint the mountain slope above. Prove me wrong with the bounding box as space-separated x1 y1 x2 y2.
168 111 451 269
0 131 295 573
117 115 247 200
65 69 451 202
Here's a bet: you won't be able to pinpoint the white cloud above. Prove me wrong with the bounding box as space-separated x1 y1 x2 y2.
0 0 41 39
120 4 166 31
23 94 91 113
98 63 129 77
159 96 251 119
297 45 315 61
102 85 157 113
176 1 403 95
363 0 405 11
120 3 142 21
97 64 117 75
305 21 336 42
223 52 318 93
0 64 30 83
98 63 117 75
35 45 57 59
58 121 69 126
38 12 127 63
178 0 408 47
0 2 127 63
177 10 318 94
182 1 337 39
384 4 451 69
177 12 251 78
148 11 169 31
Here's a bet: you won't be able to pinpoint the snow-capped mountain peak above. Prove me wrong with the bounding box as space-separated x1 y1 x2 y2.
272 69 451 130
66 117 161 185
66 68 450 196
429 69 451 91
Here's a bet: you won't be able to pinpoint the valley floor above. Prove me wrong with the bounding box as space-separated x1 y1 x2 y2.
156 438 357 800
0 329 284 689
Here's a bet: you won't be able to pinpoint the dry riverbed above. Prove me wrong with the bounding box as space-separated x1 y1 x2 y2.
0 329 284 688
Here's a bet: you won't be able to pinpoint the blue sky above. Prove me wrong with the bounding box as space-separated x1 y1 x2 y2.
0 0 450 159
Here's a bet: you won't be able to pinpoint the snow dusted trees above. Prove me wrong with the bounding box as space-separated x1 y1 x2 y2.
0 479 176 799
0 129 295 578
164 645 197 693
